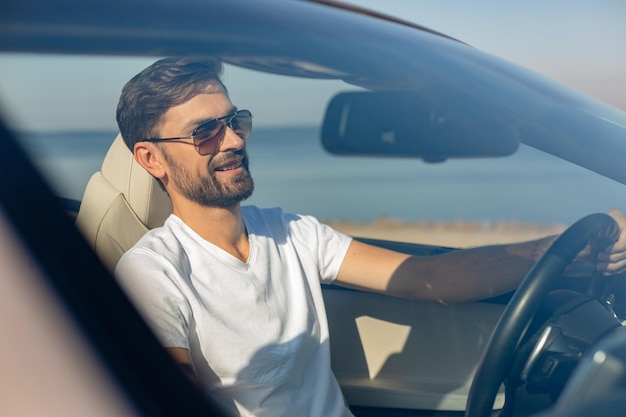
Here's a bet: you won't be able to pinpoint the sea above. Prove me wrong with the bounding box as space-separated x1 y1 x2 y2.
15 126 626 226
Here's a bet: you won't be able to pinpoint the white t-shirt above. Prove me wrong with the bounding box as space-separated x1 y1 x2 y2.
115 206 354 417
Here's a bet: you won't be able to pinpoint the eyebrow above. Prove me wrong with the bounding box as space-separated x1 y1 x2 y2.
183 106 238 134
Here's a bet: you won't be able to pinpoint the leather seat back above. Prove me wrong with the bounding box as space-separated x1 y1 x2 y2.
76 134 172 271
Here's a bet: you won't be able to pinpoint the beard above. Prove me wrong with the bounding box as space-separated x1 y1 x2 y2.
164 148 255 208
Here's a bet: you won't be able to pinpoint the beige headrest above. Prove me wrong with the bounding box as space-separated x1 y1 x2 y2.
101 134 172 229
75 134 173 270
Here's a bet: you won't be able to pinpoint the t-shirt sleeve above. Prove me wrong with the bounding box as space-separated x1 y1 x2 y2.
287 213 353 284
115 248 192 350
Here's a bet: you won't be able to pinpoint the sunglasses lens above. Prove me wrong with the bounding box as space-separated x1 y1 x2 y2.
194 121 226 155
233 111 253 140
192 110 253 155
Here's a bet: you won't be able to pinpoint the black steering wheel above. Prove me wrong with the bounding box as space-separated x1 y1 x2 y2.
465 213 619 417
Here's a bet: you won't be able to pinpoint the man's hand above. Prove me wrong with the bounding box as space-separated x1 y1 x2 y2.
596 208 626 275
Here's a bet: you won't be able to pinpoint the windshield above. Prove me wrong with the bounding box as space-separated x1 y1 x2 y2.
2 53 626 249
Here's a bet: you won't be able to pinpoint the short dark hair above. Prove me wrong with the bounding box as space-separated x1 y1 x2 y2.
116 57 226 150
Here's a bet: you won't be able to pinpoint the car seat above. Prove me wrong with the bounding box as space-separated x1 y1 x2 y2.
75 134 172 271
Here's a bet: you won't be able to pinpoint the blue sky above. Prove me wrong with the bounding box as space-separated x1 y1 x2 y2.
0 0 624 132
346 0 625 107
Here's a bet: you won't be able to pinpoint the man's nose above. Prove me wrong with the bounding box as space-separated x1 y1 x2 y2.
219 126 245 152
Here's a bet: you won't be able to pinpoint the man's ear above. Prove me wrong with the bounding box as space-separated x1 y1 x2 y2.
134 142 167 180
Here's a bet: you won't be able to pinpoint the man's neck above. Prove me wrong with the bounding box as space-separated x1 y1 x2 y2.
173 200 249 262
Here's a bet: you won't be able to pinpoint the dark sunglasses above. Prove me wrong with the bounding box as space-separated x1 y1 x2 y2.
141 109 253 155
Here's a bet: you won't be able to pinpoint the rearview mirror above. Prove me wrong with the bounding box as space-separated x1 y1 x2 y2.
321 91 519 162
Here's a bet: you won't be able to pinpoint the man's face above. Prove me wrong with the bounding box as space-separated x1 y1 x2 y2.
155 87 254 208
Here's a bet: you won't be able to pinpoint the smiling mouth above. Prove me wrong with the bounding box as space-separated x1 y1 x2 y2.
214 158 243 172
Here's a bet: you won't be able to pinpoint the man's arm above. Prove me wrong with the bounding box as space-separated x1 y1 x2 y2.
335 209 626 304
335 236 556 303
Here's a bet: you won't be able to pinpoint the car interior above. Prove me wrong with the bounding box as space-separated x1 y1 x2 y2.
3 1 626 416
71 126 626 416
74 128 508 414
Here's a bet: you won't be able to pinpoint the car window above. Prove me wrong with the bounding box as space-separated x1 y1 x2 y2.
2 53 626 248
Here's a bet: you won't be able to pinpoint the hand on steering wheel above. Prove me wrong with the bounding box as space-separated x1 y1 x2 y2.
465 213 620 417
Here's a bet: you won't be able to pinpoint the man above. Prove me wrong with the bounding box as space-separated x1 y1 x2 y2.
115 57 626 417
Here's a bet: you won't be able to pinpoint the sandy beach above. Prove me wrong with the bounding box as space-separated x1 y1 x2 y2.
324 219 566 248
